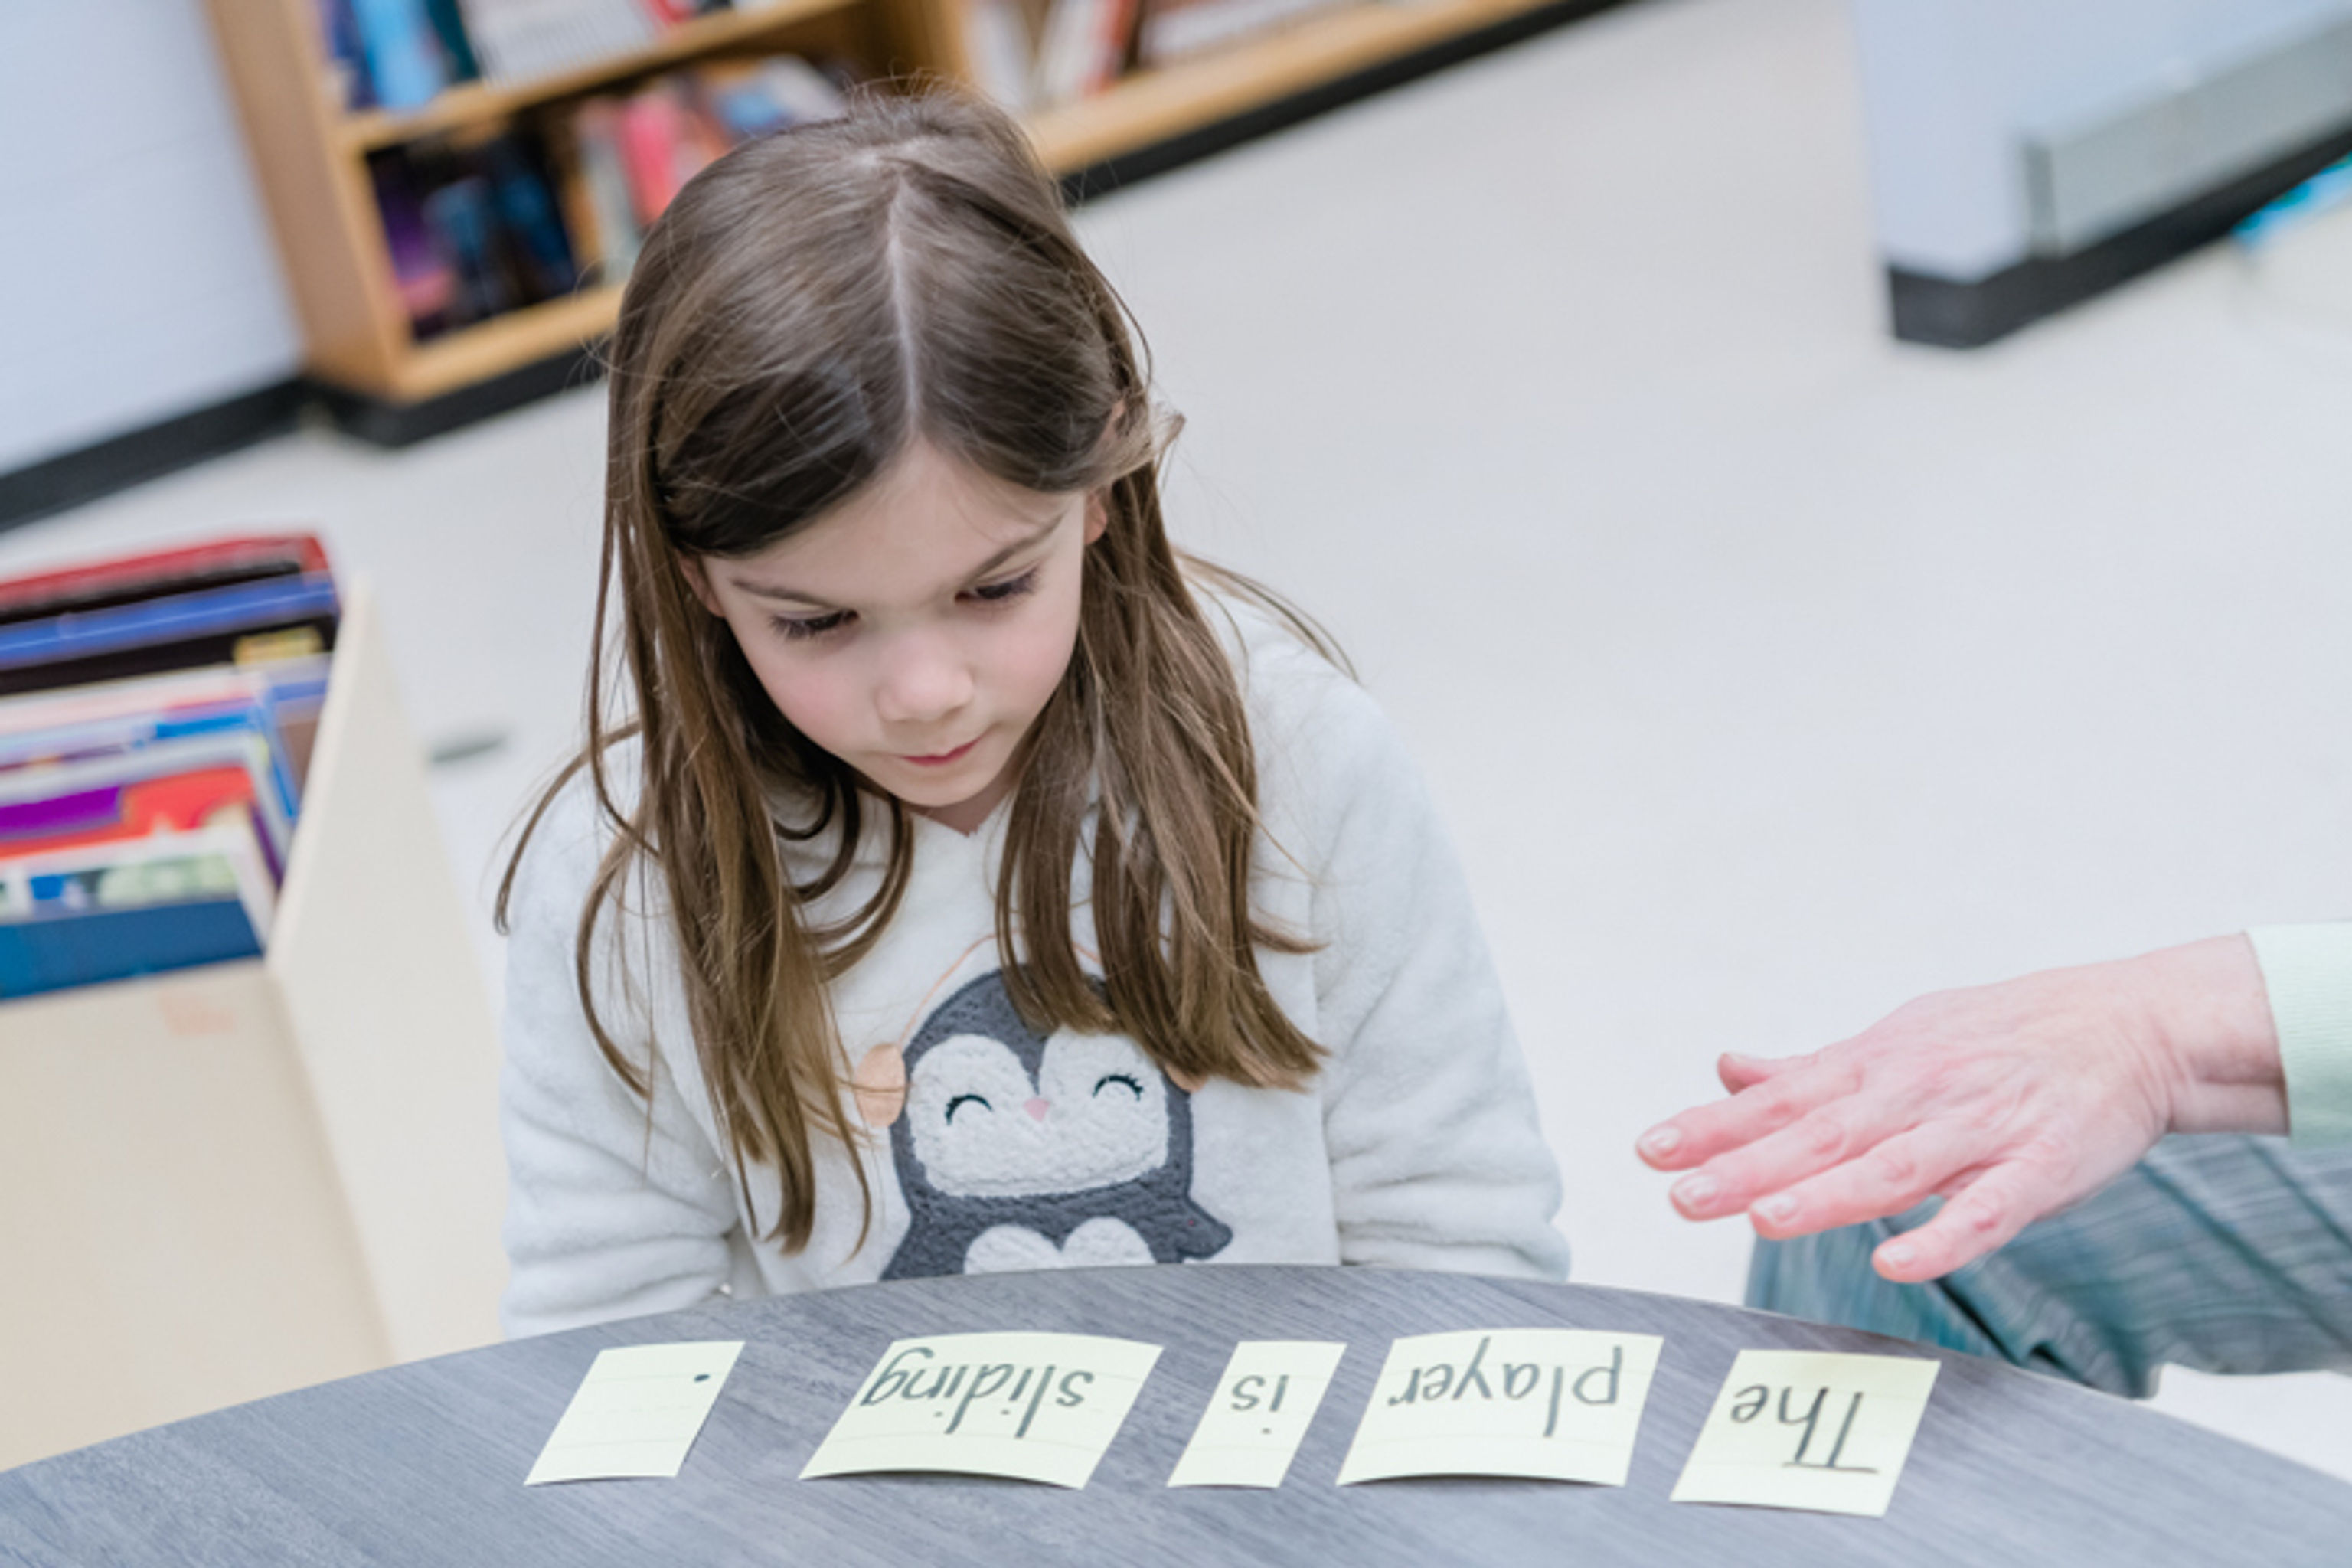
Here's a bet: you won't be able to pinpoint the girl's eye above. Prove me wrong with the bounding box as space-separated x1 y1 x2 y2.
773 610 851 642
969 569 1039 606
1092 1073 1144 1100
945 1093 991 1124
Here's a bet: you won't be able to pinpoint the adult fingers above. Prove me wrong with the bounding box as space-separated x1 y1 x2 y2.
1740 1119 1988 1240
1638 1055 1848 1172
1717 1050 1805 1094
1867 1161 2056 1282
1666 1086 1918 1220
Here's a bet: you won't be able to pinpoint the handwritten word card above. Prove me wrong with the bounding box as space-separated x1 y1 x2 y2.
1336 1329 1664 1487
1671 1350 1939 1517
1167 1341 1348 1488
525 1341 743 1485
802 1331 1162 1489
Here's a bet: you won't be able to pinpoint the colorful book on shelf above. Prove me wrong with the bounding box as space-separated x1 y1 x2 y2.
696 58 849 139
0 820 277 1000
0 534 329 628
421 0 485 80
0 697 305 830
350 0 456 110
961 0 1041 112
425 175 518 323
560 99 645 280
1137 0 1348 67
615 82 711 227
0 573 339 699
455 0 657 83
316 0 377 112
0 729 299 880
374 155 462 335
0 658 330 805
1033 0 1137 107
485 138 582 299
0 765 263 858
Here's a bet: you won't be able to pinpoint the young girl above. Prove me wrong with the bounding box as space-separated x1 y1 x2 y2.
497 89 1566 1334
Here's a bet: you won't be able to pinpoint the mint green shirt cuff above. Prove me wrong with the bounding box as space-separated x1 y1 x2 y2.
2248 923 2352 1148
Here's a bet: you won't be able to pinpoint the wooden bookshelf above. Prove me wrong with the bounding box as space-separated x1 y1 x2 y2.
207 0 1602 439
340 0 858 151
0 587 507 1471
1025 0 1578 172
204 0 876 436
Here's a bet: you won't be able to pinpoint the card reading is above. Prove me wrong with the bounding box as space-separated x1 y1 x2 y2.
1167 1341 1348 1488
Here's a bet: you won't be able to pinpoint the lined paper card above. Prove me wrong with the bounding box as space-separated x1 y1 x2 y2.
1336 1328 1664 1487
1671 1350 1940 1517
801 1331 1162 1489
1167 1341 1348 1488
524 1341 743 1485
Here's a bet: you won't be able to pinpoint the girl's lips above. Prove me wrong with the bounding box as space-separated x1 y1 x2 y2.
901 737 979 767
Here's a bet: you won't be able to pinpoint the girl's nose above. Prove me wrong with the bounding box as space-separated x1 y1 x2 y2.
874 632 974 724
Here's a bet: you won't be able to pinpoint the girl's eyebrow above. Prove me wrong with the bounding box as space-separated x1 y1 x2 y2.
727 514 1063 608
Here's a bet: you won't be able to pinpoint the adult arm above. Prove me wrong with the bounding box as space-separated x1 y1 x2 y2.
1633 930 2350 1282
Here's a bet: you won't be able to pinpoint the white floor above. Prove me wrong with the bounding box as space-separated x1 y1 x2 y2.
11 0 2352 1482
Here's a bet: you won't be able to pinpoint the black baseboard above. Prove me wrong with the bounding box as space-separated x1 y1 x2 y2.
1063 0 1633 201
1891 121 2352 348
0 381 307 536
309 345 606 448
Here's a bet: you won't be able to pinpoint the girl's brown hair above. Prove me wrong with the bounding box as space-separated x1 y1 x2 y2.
500 87 1335 1253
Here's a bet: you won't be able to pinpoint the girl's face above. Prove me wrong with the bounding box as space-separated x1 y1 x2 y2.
684 441 1105 835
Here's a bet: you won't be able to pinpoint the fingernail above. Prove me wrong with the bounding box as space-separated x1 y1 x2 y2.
1756 1194 1797 1225
1638 1126 1681 1158
1880 1242 1916 1272
1672 1174 1719 1210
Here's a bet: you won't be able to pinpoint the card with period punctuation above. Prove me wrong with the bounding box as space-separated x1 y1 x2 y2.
801 1331 1162 1489
1670 1349 1939 1517
524 1341 743 1485
1167 1341 1348 1488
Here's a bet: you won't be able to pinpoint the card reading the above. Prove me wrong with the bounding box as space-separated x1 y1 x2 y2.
1167 1341 1348 1488
1670 1350 1940 1517
801 1331 1162 1489
1335 1328 1664 1487
524 1340 743 1485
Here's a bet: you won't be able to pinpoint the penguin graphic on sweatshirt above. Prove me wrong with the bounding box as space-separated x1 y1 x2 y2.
880 968 1233 1279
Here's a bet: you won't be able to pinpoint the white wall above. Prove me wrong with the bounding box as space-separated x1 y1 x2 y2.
1851 0 2352 280
0 0 303 474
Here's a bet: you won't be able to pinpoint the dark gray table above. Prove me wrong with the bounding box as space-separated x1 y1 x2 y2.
2 1266 2344 1563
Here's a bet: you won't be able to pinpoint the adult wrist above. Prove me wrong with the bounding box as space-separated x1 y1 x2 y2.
2131 934 2287 1137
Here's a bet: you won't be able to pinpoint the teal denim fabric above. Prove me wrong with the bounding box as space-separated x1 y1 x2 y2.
1748 1135 2352 1398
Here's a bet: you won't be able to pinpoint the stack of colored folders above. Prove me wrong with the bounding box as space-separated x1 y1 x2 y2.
0 536 339 1000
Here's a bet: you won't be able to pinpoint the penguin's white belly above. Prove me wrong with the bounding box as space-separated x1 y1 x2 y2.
963 1217 1155 1272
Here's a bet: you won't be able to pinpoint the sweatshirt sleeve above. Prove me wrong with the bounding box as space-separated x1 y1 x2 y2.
2247 922 2352 1149
498 782 743 1337
1276 654 1570 1282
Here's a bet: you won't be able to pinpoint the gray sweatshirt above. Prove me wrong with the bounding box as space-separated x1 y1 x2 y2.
498 597 1568 1337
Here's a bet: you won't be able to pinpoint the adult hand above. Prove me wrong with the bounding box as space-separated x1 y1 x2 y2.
1635 936 2285 1282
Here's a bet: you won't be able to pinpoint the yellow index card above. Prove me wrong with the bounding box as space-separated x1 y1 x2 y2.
524 1341 743 1485
1671 1350 1940 1517
801 1331 1162 1489
1335 1328 1663 1487
1167 1341 1348 1488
